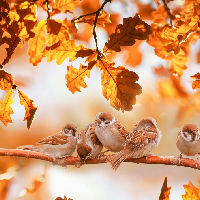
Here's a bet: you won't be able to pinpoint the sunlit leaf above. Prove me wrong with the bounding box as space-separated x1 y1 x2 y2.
0 70 13 91
18 90 37 129
66 65 92 93
191 73 200 89
100 60 142 111
28 20 46 66
0 89 13 126
182 182 200 200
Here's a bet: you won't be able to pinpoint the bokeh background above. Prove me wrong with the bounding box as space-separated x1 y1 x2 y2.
0 0 200 199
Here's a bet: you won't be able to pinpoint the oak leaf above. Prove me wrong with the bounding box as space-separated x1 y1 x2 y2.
0 89 13 126
28 20 46 66
104 14 152 52
0 70 13 90
75 11 111 27
182 182 200 200
159 177 171 200
49 0 81 15
66 65 92 93
45 39 85 65
191 73 200 89
100 60 142 111
18 90 37 129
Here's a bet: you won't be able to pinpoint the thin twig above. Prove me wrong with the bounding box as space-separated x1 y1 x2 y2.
161 0 174 26
72 0 112 59
0 148 199 170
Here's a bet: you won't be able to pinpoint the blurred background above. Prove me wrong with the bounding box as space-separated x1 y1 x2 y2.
0 0 200 199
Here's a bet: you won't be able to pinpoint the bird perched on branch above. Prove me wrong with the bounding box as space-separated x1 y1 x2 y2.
176 124 200 165
77 122 103 161
109 117 162 170
17 123 77 159
95 112 129 153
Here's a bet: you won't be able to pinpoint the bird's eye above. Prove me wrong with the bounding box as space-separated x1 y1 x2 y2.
105 120 110 124
72 131 76 136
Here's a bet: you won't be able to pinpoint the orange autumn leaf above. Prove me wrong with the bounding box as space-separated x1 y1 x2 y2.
74 11 111 27
28 20 46 66
100 60 142 111
55 196 73 200
182 182 200 200
66 65 92 93
104 14 152 52
18 90 37 129
45 39 85 65
49 0 81 14
0 70 13 91
0 89 13 126
159 177 171 200
191 73 200 89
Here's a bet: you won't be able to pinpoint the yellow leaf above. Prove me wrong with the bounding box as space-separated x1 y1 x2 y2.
182 182 200 200
0 70 13 91
28 20 46 66
75 11 111 27
45 39 84 65
66 65 92 93
159 177 171 200
18 90 37 129
0 89 13 126
100 60 142 111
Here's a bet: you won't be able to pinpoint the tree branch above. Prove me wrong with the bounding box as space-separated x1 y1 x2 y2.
0 148 199 170
161 0 174 26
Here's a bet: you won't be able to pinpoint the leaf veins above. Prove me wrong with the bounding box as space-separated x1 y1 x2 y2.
104 14 152 52
18 90 37 129
0 89 13 126
100 60 142 111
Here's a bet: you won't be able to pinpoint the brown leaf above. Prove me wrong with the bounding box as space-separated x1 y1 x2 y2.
28 20 46 66
55 196 73 200
66 65 92 93
47 19 62 35
18 90 37 129
182 182 200 200
100 60 142 111
0 70 13 90
159 177 171 200
104 14 152 52
75 49 95 58
0 89 13 126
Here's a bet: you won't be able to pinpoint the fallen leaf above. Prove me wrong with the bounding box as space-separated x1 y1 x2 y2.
159 177 171 200
0 89 13 126
100 60 142 111
182 182 200 200
18 90 37 129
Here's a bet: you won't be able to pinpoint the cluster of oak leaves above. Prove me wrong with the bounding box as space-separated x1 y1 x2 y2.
0 0 200 199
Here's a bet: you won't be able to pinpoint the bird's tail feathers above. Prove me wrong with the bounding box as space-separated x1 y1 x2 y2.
108 148 131 170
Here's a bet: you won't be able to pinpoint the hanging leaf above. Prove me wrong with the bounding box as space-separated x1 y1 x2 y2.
159 177 171 200
0 70 13 91
100 60 142 111
182 182 200 200
0 89 13 126
18 90 37 129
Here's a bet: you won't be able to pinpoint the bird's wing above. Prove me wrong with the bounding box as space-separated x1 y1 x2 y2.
126 130 157 148
37 132 68 145
114 121 129 138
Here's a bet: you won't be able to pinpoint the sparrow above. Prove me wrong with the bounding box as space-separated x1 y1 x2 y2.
17 123 77 159
176 124 200 165
109 117 162 170
95 112 129 153
77 122 103 161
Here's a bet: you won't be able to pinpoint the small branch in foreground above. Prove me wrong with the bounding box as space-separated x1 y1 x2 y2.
72 0 112 59
161 0 175 26
0 148 199 170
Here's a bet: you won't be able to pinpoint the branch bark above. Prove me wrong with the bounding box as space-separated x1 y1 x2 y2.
0 148 199 170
